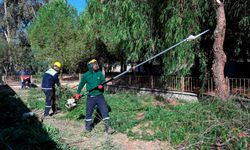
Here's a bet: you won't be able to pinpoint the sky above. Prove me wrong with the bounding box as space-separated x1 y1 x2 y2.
68 0 87 14
0 0 87 14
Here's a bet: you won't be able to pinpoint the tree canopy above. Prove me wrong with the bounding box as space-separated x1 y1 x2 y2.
1 0 248 77
28 0 82 72
0 0 46 75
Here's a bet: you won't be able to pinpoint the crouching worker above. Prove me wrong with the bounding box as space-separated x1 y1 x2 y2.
75 59 114 134
41 62 62 120
20 68 31 89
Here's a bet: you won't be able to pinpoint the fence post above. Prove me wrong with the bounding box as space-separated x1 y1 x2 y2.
226 77 230 94
129 75 132 85
181 76 184 92
243 78 245 95
150 75 154 89
211 78 213 93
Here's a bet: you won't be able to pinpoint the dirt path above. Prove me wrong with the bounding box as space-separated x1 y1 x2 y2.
39 113 172 150
10 82 173 150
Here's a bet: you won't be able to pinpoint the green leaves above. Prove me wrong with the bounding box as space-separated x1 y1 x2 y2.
160 0 205 76
28 0 86 72
80 0 155 62
27 0 249 76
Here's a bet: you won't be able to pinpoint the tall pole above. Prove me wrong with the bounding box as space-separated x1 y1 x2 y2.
88 30 210 94
107 30 209 81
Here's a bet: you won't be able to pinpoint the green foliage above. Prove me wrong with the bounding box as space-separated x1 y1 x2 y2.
44 124 76 150
0 0 46 75
56 86 78 112
28 0 86 72
108 92 145 132
0 39 9 73
81 0 156 62
0 39 34 75
160 0 209 76
142 100 249 147
223 1 250 61
26 88 45 109
26 87 77 112
26 0 250 76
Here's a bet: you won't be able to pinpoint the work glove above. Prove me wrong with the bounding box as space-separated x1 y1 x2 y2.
98 84 103 90
98 84 104 92
75 94 81 100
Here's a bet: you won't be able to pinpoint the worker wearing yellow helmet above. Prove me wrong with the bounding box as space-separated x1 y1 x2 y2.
54 61 62 70
75 59 114 134
41 61 62 121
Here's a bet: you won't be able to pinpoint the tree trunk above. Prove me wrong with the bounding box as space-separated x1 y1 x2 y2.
211 0 229 100
3 66 8 77
3 0 10 43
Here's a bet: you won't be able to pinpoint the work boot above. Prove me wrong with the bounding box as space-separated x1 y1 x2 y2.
85 120 92 132
104 120 115 134
84 128 92 133
50 110 61 116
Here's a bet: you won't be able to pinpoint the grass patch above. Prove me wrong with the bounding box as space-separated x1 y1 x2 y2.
26 87 76 111
25 89 250 149
43 124 76 150
26 88 44 109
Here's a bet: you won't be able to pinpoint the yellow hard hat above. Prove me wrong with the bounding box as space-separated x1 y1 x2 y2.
88 59 97 64
54 61 62 68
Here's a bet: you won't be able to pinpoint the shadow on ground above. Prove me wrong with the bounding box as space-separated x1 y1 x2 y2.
0 85 58 150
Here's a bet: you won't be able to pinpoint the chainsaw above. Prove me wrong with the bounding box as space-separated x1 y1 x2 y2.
62 84 80 110
65 97 77 110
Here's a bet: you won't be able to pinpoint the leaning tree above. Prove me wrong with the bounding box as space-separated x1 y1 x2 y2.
211 0 229 100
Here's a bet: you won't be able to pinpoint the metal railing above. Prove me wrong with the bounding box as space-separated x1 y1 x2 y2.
228 78 250 96
107 75 250 96
2 74 250 96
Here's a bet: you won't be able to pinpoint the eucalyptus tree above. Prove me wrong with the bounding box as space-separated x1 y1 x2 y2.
0 0 46 75
160 0 250 99
81 0 249 99
211 0 228 99
211 0 250 99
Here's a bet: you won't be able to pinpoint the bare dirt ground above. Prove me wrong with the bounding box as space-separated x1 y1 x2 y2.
9 81 173 150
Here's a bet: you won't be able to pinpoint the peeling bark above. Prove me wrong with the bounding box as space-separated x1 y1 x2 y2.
4 0 10 43
212 0 229 100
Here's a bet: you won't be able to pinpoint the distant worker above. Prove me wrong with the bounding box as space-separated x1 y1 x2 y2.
75 59 114 134
41 62 62 120
20 68 31 89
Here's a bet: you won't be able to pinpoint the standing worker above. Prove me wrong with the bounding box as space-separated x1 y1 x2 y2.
75 59 114 134
41 62 62 120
